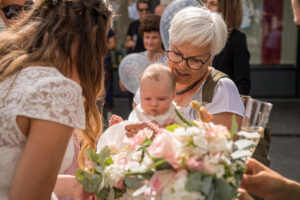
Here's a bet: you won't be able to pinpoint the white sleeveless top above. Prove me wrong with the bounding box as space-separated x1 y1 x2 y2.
0 66 85 200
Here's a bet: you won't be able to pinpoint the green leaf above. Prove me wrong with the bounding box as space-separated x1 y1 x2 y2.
104 157 114 165
98 146 111 166
124 175 143 189
94 165 105 174
185 172 203 192
231 149 252 160
230 115 238 139
234 139 255 150
174 106 196 126
96 187 110 200
165 124 180 132
201 175 213 196
85 148 102 164
214 178 236 200
76 169 103 193
152 158 173 170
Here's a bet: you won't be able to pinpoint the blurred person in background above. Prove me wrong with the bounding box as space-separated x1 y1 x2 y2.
204 0 251 95
125 0 150 54
154 3 167 16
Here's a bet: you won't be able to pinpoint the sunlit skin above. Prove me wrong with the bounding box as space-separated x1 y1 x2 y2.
0 0 27 26
168 43 212 92
291 0 300 25
140 75 174 116
203 0 219 12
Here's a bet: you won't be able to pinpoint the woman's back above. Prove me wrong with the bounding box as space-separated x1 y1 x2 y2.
0 66 85 199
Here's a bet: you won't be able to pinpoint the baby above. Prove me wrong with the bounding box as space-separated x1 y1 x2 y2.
97 63 182 152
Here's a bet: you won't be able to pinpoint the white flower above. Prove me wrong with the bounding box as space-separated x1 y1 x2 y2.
141 154 154 170
215 164 225 178
161 175 205 200
226 177 236 185
103 164 125 187
208 136 232 153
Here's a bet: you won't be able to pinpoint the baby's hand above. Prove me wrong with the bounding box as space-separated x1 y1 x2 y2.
162 119 177 127
109 115 123 127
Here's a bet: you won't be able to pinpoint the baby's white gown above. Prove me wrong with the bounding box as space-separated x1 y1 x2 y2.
97 103 182 152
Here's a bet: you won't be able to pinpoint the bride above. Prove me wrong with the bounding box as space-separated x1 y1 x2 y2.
0 0 113 199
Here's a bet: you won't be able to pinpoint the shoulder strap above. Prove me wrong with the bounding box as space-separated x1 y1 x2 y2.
202 69 229 104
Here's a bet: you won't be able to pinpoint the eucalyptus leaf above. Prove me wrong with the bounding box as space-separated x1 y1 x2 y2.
231 150 252 160
234 139 256 150
124 175 143 189
185 172 203 192
94 165 105 174
201 176 213 196
237 131 260 139
214 178 236 200
96 187 110 200
99 146 111 166
77 172 102 193
85 149 101 164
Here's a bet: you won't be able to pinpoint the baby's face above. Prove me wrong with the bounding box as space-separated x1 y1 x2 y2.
140 77 174 116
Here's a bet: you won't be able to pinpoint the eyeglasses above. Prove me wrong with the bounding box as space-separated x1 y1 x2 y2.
166 50 211 70
1 1 33 20
138 8 150 12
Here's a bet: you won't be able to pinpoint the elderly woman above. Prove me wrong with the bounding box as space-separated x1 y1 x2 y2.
133 6 244 130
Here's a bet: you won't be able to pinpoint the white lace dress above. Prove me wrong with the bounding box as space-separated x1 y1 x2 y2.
97 102 182 152
0 66 85 200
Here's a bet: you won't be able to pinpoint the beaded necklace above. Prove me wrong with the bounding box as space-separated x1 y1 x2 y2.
176 78 202 95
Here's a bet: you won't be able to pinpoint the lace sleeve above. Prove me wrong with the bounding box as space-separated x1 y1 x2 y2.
18 77 86 130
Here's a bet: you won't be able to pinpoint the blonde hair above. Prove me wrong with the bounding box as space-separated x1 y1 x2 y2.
169 6 227 56
0 0 113 168
140 63 175 92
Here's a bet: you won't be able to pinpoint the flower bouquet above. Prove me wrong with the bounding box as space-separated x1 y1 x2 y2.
76 101 256 200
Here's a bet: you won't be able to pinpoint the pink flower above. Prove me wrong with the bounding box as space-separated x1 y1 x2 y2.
206 124 230 140
126 128 153 150
147 130 180 169
187 157 214 174
114 177 125 189
147 170 176 195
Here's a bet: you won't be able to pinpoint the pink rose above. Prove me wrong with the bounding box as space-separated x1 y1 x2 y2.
147 170 176 195
147 130 180 169
114 177 125 189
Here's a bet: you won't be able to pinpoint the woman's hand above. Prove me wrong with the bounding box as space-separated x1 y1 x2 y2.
240 158 300 200
109 115 123 127
162 119 177 127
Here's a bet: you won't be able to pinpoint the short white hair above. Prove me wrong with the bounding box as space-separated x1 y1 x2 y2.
169 6 228 56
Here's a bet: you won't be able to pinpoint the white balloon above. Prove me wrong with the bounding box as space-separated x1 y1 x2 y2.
118 53 151 94
160 0 201 50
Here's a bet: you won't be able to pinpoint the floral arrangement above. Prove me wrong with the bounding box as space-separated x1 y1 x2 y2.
76 101 255 200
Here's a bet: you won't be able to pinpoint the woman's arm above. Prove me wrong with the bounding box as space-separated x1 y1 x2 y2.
212 112 242 130
9 118 73 200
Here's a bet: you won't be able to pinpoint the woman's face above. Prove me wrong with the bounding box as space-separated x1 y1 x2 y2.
203 0 219 12
168 43 212 86
143 31 162 52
